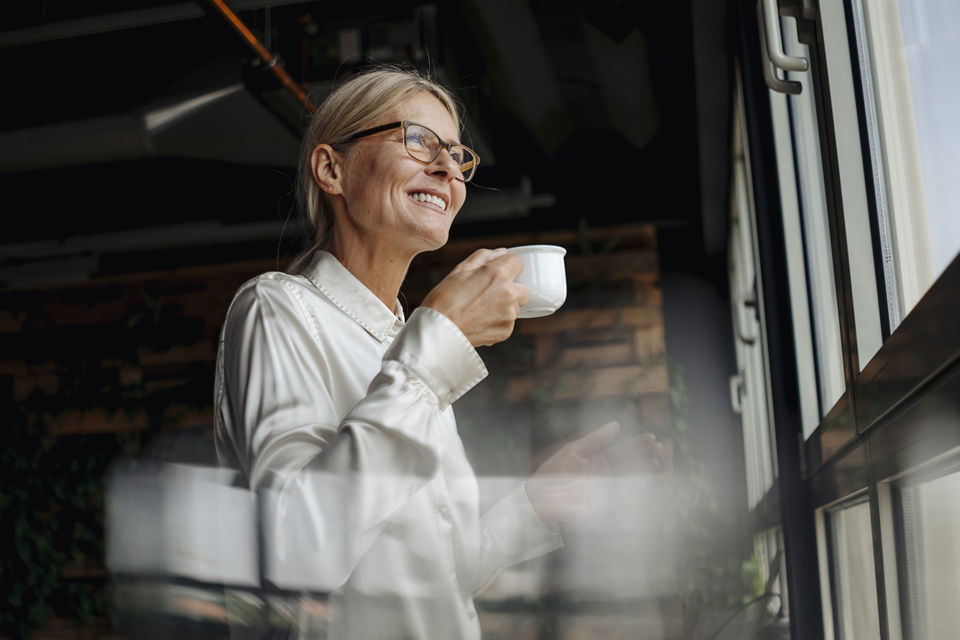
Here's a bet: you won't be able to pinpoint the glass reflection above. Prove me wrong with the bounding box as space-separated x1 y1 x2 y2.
828 500 881 640
781 17 846 415
855 0 960 324
899 468 960 640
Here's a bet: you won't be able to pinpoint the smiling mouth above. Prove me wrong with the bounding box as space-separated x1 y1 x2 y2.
408 191 448 212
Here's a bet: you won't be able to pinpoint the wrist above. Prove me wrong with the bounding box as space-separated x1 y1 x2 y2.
523 480 559 529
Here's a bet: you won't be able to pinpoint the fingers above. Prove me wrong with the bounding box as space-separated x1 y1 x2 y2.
602 432 667 473
422 250 530 347
567 421 620 457
451 250 526 287
485 252 525 279
483 255 528 310
449 247 508 274
589 451 613 475
513 281 531 307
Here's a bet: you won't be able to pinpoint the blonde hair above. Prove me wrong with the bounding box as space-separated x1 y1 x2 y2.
290 66 460 270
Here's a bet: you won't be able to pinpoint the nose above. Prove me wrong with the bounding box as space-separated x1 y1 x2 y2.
429 146 461 180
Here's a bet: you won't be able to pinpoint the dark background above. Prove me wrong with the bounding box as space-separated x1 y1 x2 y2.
0 0 728 264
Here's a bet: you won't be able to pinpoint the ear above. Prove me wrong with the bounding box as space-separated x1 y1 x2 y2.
310 144 344 196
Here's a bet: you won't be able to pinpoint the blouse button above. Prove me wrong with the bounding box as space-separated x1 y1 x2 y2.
467 611 476 620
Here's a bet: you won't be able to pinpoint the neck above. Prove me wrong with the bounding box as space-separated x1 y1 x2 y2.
327 231 416 311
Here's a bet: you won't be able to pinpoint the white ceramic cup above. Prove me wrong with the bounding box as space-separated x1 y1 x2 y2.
506 245 567 318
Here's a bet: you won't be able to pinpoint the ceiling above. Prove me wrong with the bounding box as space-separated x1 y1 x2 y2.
0 0 733 284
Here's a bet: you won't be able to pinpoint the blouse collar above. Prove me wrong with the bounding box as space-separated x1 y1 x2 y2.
300 250 405 342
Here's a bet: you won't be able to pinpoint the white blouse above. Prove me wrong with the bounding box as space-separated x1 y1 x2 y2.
214 250 562 639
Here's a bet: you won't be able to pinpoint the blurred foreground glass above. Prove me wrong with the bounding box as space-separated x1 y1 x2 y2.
105 462 679 638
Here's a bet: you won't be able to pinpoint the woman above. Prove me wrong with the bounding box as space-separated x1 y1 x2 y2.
214 67 631 639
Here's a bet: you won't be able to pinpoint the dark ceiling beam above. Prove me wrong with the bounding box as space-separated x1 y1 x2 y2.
0 114 156 172
0 221 290 261
583 23 660 151
0 84 301 172
457 0 573 155
0 0 306 48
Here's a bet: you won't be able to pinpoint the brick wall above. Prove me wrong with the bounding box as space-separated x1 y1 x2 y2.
1 223 671 637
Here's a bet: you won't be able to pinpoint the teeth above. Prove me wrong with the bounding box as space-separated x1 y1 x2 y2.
410 192 446 211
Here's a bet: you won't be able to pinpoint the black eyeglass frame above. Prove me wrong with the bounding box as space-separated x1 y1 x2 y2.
343 120 479 182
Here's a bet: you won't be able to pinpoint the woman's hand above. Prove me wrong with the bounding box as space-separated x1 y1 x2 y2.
525 422 666 527
421 248 531 347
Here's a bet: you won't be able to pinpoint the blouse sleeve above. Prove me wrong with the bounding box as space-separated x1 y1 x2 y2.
215 276 487 591
474 483 564 595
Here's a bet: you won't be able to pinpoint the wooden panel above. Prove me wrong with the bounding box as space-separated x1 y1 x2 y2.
549 342 636 368
2 229 668 436
430 224 658 261
46 406 213 436
0 309 25 332
48 409 149 435
506 363 669 402
136 342 216 367
633 325 666 360
566 251 659 281
515 305 661 335
32 618 120 640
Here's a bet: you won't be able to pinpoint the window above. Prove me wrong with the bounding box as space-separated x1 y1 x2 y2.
740 1 960 638
852 0 960 327
730 79 777 507
894 465 960 639
819 499 881 640
767 23 844 435
754 527 789 618
816 1 885 369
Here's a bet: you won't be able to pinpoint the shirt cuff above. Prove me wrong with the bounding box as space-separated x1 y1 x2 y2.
383 306 488 407
482 483 564 567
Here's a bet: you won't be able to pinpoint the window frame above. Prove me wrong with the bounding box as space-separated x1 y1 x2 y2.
733 0 960 639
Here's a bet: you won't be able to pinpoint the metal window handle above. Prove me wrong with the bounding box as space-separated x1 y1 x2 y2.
730 373 745 414
757 0 802 94
733 295 759 346
734 277 761 345
762 0 809 72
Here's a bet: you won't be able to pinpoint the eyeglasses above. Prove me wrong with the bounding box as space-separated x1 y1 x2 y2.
343 120 479 182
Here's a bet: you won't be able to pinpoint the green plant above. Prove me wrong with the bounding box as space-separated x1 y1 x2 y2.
665 360 756 630
1 290 206 638
1 398 122 639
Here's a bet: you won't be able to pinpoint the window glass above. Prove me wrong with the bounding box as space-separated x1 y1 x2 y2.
767 25 845 429
814 3 884 368
767 85 820 440
754 527 789 619
852 0 960 326
730 83 777 507
897 468 960 640
828 500 882 640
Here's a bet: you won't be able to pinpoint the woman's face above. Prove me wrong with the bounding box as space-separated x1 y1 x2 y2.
337 92 467 256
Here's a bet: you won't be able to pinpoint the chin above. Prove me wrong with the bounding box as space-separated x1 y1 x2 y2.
424 234 450 251
417 223 452 248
